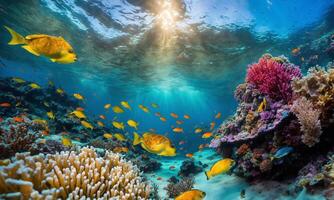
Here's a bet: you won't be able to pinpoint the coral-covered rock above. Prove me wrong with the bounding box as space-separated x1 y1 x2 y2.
164 177 194 198
178 159 203 177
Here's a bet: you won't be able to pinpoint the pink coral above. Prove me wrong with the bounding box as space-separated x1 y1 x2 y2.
246 56 301 102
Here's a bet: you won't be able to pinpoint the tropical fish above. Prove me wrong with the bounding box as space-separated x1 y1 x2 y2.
157 177 162 181
198 144 204 150
170 112 178 118
114 133 126 141
29 83 41 89
99 115 106 120
112 121 125 130
12 77 25 83
205 158 235 180
43 102 50 107
127 119 139 130
183 114 191 119
112 106 124 113
81 120 93 130
151 103 159 108
272 147 293 160
257 97 267 113
56 88 64 95
70 110 86 119
121 101 131 110
194 128 203 134
62 137 72 147
76 107 84 111
291 47 301 56
13 116 24 123
133 132 176 156
104 103 111 109
179 140 185 145
33 119 48 125
202 132 212 138
160 117 167 122
73 93 84 100
155 112 162 117
210 122 215 130
215 112 222 119
113 147 129 153
103 133 113 139
186 153 193 158
0 102 11 107
4 26 77 64
97 121 104 127
169 166 176 170
139 104 149 113
173 127 183 133
176 120 184 125
175 189 206 200
47 111 55 120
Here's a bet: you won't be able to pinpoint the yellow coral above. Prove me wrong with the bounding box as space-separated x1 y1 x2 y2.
0 147 150 199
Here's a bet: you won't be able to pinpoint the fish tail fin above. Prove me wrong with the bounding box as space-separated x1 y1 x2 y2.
205 171 211 180
133 132 141 145
4 26 26 45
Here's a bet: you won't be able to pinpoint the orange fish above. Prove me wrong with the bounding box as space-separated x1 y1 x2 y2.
215 112 221 119
173 127 183 133
210 122 215 130
176 120 184 125
160 117 167 122
0 102 11 107
41 130 49 136
184 114 191 119
76 107 84 111
186 153 193 158
170 113 178 118
198 144 204 149
13 117 24 123
291 47 300 55
202 132 212 138
99 115 106 120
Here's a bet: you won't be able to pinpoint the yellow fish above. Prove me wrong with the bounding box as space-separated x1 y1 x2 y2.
62 137 72 147
205 158 235 180
112 106 124 113
70 110 86 119
175 189 206 200
112 121 125 130
133 132 176 156
127 119 139 130
81 120 93 130
257 97 267 113
56 88 64 95
33 119 48 125
121 101 131 110
184 114 191 119
46 111 55 120
160 117 167 122
202 132 212 138
29 83 41 89
113 147 129 153
170 112 179 118
151 103 159 108
114 133 126 141
195 128 203 134
139 104 149 113
12 77 25 83
5 26 77 64
104 103 111 109
215 112 222 119
73 93 84 100
173 127 183 133
103 133 113 139
97 121 104 127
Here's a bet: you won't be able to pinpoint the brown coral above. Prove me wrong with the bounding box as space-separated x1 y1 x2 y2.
259 159 272 172
236 144 250 156
0 147 150 199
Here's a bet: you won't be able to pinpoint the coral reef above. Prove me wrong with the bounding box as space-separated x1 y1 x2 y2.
178 159 204 177
0 147 150 199
164 176 194 198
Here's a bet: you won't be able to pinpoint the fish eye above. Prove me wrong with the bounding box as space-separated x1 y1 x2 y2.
68 49 74 53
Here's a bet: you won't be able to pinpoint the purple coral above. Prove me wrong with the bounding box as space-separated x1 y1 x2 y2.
246 56 301 102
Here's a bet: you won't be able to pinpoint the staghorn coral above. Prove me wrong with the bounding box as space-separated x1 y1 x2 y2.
165 176 194 198
246 55 301 102
0 147 150 199
291 97 322 147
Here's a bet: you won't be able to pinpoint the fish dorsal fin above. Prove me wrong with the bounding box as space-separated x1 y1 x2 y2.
25 34 49 40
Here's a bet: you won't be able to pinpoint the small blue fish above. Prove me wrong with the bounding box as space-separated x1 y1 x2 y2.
272 147 293 160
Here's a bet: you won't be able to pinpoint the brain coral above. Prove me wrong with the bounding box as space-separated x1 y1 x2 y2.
0 147 150 199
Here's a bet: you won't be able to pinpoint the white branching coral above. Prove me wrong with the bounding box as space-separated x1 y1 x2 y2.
291 97 322 147
0 147 150 199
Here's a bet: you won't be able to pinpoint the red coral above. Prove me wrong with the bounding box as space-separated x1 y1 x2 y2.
246 56 301 102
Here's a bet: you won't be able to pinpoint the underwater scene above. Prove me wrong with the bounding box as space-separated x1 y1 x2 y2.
1 0 334 199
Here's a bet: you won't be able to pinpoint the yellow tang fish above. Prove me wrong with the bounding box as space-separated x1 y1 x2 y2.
215 112 222 119
81 120 93 130
170 112 178 118
29 83 41 89
151 103 159 108
202 132 212 138
56 88 64 95
46 111 55 120
12 77 25 83
139 104 149 113
114 133 126 141
121 101 131 110
183 114 191 119
103 133 113 139
175 189 206 200
5 26 77 64
104 103 111 109
62 137 72 147
112 106 124 113
133 132 176 156
112 121 124 130
73 93 84 100
70 110 86 119
205 158 235 180
127 119 139 130
113 147 129 153
257 97 267 113
195 128 203 134
173 127 183 133
97 121 104 127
